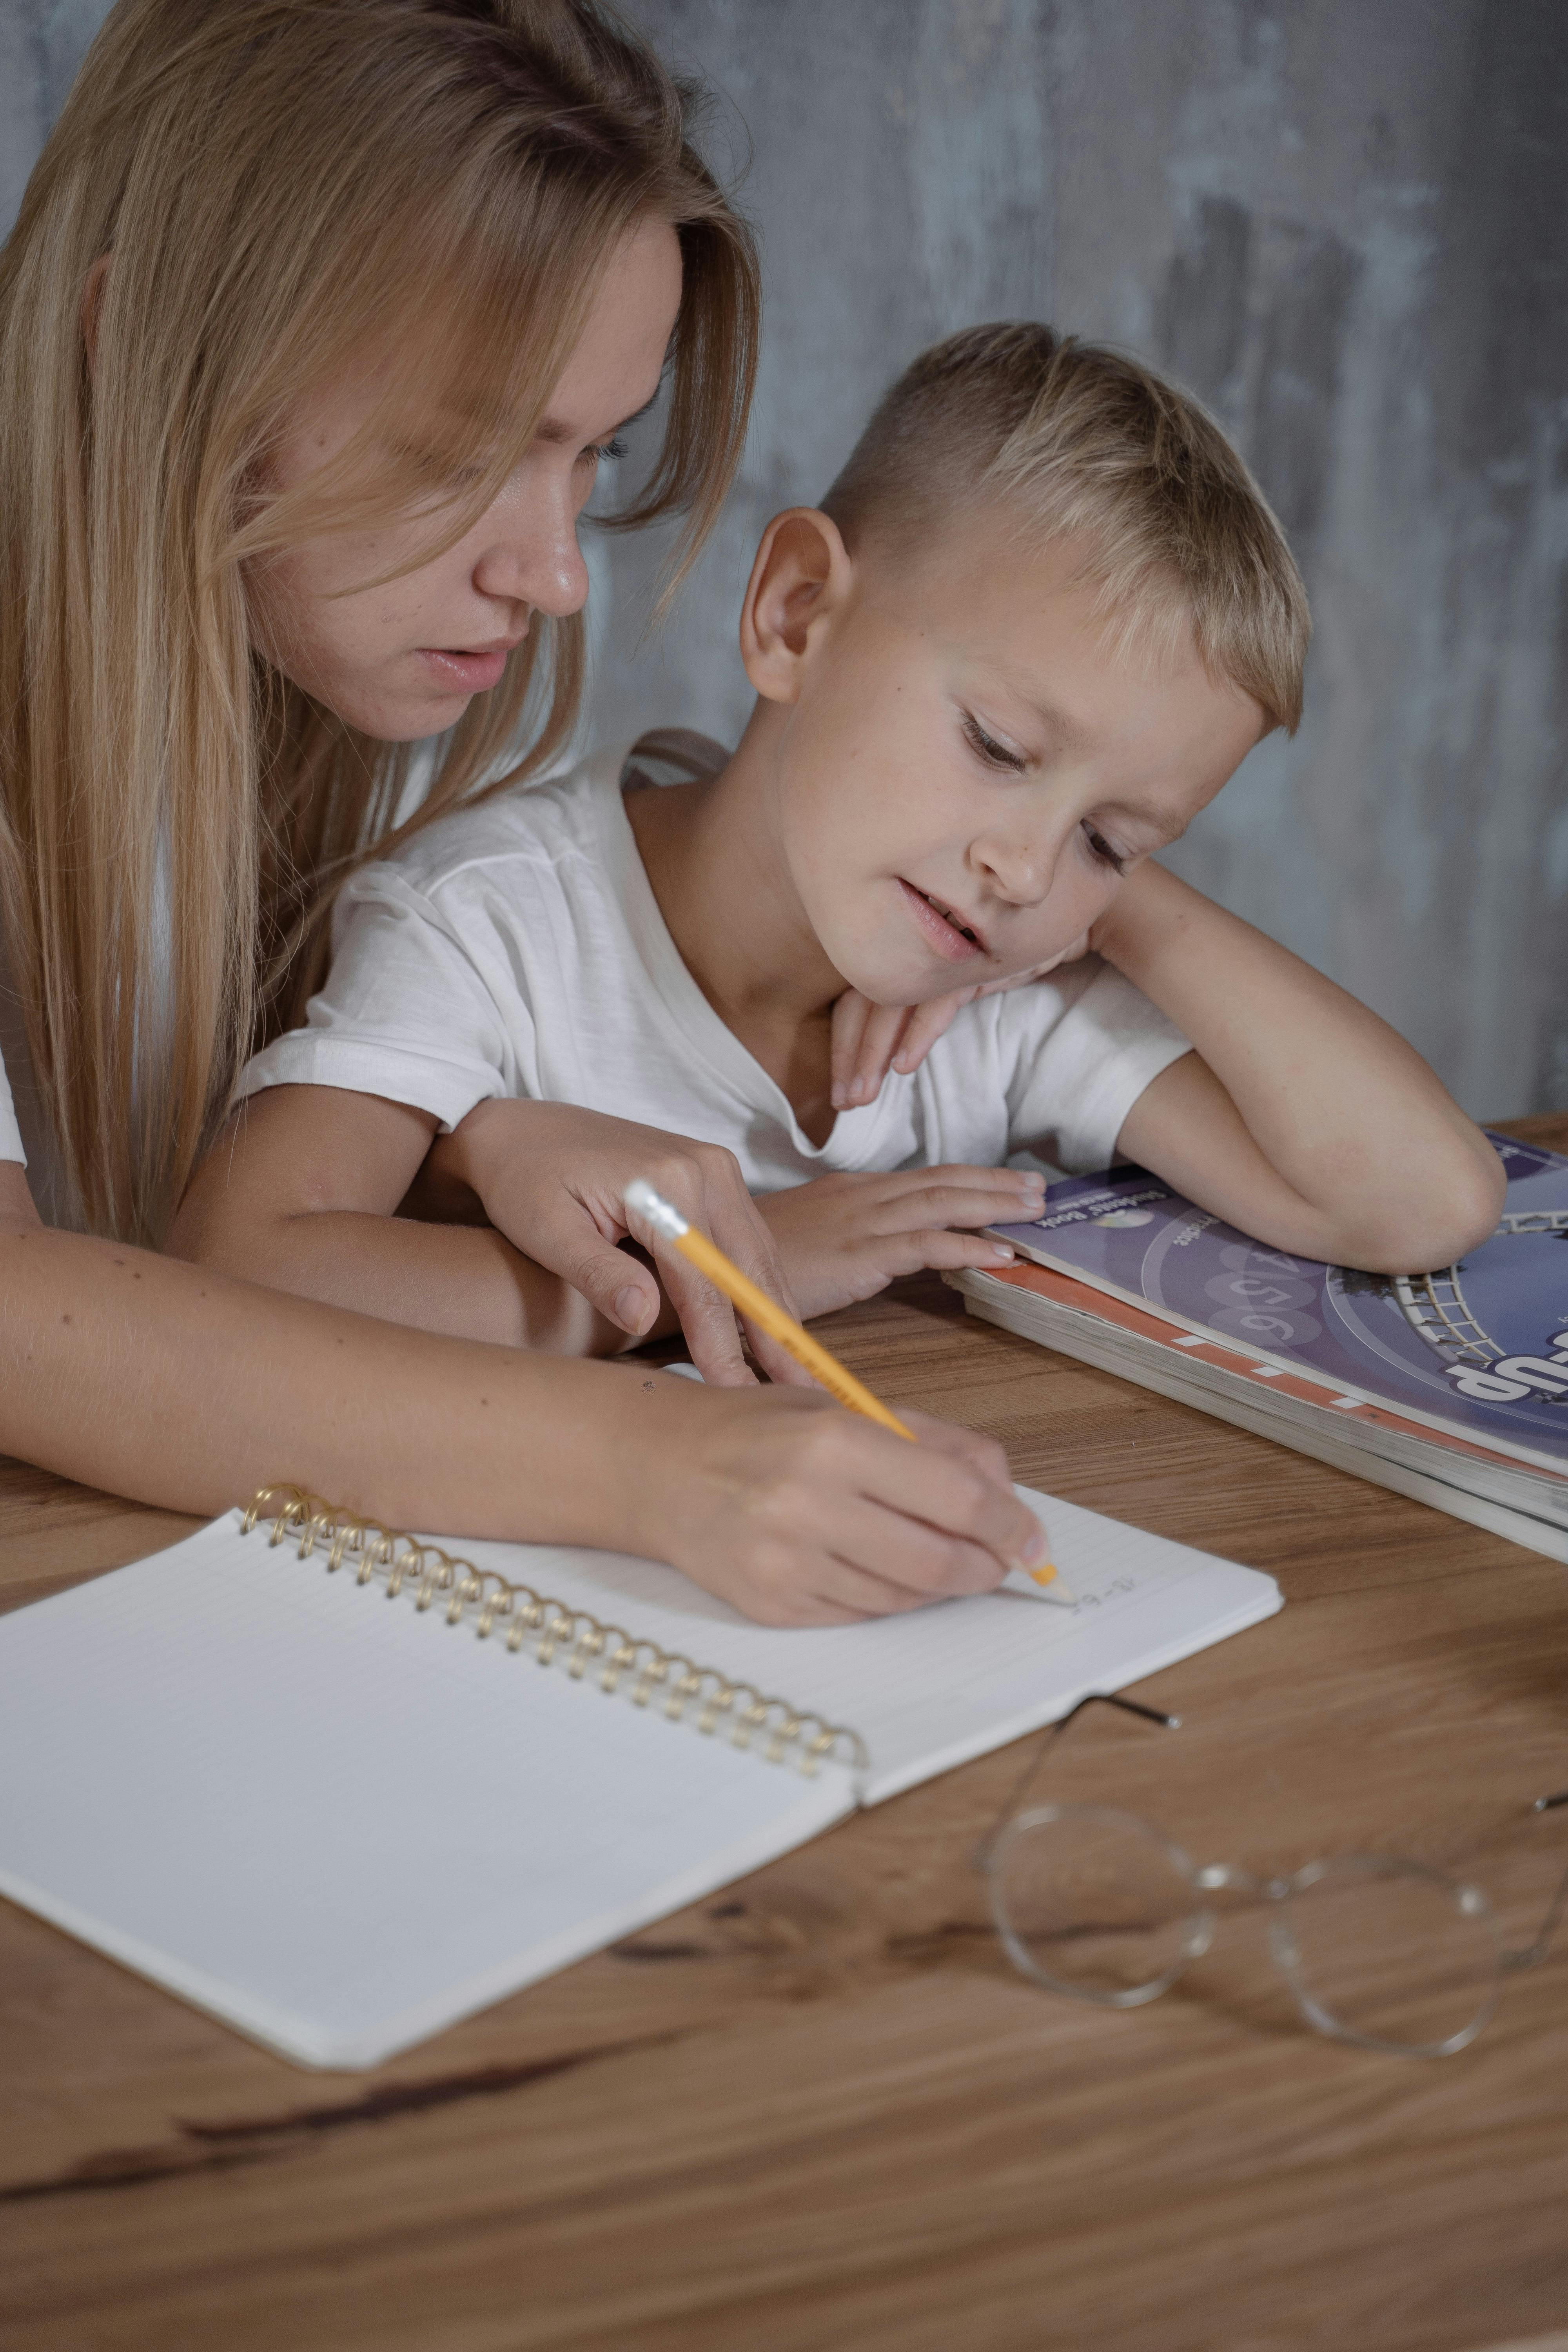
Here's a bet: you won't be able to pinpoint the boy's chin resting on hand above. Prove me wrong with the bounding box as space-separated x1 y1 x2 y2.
756 1163 1046 1320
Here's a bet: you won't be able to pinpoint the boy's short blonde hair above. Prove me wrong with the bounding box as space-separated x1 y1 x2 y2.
822 322 1309 735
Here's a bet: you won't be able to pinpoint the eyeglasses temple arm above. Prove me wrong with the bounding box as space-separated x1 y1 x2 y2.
1503 1789 1568 1973
971 1691 1181 1872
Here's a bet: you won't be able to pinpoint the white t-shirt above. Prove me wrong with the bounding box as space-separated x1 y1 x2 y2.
0 940 68 1220
238 744 1192 1186
0 1043 23 1168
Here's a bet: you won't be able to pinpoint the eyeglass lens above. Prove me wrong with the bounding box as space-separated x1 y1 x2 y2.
990 1806 1207 2005
994 1817 1506 2053
1272 1857 1503 2056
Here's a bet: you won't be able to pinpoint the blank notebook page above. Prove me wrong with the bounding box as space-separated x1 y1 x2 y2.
450 1486 1282 1803
0 1519 853 2069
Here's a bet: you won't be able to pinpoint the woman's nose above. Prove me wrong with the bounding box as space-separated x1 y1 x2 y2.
472 495 590 619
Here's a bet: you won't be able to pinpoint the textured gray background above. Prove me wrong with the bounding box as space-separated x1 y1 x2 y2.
5 0 1565 1115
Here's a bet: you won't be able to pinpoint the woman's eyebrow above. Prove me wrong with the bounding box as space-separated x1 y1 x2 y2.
534 384 663 448
617 385 664 429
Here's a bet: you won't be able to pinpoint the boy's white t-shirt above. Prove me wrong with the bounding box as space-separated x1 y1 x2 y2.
238 744 1192 1185
0 1044 23 1170
0 932 70 1221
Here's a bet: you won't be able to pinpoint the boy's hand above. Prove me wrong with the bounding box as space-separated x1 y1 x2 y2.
434 1099 810 1389
641 1381 1050 1626
756 1164 1046 1320
829 938 1091 1108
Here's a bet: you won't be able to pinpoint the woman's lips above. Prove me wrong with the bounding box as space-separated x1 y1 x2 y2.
897 877 987 963
417 645 514 693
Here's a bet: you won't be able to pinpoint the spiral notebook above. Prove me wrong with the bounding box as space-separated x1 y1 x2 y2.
0 1486 1279 2069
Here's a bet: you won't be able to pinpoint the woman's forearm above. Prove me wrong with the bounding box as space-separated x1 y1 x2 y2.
0 1200 1050 1628
0 1211 657 1540
1100 863 1504 1270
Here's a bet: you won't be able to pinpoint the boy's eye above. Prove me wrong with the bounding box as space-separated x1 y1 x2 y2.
961 711 1026 772
1080 820 1127 875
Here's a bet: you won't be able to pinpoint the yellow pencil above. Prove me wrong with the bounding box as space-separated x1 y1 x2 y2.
625 1178 1071 1601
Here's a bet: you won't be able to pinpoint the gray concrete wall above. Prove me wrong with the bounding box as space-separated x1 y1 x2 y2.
5 0 1565 1116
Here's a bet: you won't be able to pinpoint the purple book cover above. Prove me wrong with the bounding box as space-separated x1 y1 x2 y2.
990 1132 1568 1475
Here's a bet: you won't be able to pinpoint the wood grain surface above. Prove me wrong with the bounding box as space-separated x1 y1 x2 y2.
3 1116 1567 2352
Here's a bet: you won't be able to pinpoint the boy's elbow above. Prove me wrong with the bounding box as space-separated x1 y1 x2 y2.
166 1199 267 1281
167 1166 285 1283
1342 1142 1506 1277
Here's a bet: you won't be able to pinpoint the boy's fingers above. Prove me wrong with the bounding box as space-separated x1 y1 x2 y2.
828 990 873 1090
708 1196 800 1308
836 1000 913 1107
900 1162 1045 1194
887 992 971 1076
838 1231 1009 1287
873 1180 1043 1230
868 1230 1022 1278
844 1163 1034 1205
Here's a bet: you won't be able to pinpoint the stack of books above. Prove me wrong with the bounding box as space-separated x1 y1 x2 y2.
948 1131 1568 1562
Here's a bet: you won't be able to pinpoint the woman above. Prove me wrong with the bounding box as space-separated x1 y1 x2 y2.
0 0 1043 1624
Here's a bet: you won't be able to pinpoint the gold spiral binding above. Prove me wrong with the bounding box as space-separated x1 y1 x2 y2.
239 1487 868 1782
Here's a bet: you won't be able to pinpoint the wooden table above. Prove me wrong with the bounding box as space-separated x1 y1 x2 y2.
4 1117 1568 2352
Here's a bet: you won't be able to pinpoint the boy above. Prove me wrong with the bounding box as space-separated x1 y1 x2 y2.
178 324 1503 1395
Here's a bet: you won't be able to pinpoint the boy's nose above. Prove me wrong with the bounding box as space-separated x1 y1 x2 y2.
978 835 1054 905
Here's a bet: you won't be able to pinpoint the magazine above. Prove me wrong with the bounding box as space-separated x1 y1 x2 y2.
947 1132 1568 1561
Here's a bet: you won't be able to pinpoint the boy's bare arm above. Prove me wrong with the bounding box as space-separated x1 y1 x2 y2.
171 1086 612 1352
171 1087 814 1385
1101 864 1504 1272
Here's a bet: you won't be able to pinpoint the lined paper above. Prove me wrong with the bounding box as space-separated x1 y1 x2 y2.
0 1490 1278 2067
451 1487 1281 1802
0 1521 852 2068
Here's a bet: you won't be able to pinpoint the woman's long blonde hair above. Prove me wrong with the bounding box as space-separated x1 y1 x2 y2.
0 0 758 1241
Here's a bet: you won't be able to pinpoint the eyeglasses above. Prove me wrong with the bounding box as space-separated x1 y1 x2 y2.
976 1693 1568 2059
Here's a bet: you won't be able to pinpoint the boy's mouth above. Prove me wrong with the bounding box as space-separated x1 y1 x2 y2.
898 878 988 962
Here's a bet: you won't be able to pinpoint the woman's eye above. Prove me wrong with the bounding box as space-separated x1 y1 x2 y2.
584 436 628 465
961 712 1025 772
1080 820 1127 875
399 448 487 493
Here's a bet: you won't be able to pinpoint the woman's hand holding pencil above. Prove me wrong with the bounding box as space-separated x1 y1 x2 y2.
628 1180 1068 1612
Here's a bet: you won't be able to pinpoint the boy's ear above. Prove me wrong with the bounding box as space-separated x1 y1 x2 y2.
739 507 855 704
